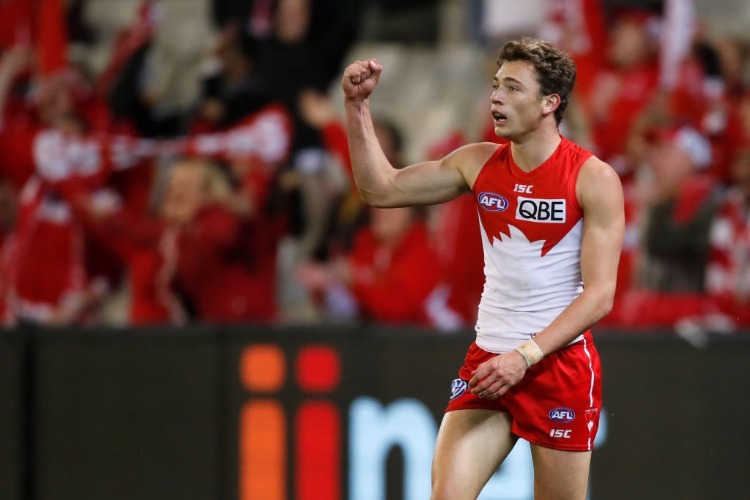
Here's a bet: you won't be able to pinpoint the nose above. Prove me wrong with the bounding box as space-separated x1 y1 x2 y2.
491 87 504 104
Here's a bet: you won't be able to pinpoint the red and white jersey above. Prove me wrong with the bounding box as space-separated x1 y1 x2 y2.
472 137 592 353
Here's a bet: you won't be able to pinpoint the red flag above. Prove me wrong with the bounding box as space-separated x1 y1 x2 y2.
0 0 35 49
540 0 607 96
36 0 69 76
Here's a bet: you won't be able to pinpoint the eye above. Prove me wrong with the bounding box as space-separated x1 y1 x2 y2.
508 86 519 92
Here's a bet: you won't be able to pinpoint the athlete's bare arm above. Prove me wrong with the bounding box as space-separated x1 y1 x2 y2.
342 59 495 207
469 156 624 399
534 156 624 350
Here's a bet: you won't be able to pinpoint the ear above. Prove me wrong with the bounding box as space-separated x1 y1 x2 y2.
541 94 561 117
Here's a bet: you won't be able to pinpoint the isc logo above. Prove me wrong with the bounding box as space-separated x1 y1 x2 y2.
550 429 572 439
477 192 509 212
516 196 566 223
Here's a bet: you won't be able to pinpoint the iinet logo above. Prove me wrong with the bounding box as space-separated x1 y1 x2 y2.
238 343 437 500
239 344 343 500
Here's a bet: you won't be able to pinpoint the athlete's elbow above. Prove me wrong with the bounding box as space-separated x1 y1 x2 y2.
598 295 615 319
358 185 400 207
585 286 615 321
596 289 616 320
359 189 389 207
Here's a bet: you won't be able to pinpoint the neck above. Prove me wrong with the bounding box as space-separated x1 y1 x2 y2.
510 125 562 172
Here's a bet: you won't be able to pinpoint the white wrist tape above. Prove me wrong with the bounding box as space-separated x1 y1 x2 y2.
514 340 544 368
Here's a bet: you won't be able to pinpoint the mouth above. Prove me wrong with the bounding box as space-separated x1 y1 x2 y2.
491 111 507 125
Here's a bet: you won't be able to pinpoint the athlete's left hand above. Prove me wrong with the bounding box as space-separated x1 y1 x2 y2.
469 351 528 400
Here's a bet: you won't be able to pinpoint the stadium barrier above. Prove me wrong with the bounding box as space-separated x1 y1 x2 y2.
0 325 747 500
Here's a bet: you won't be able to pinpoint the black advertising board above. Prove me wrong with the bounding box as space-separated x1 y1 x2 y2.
1 326 748 499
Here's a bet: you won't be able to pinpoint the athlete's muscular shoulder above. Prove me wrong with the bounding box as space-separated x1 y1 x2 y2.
443 142 501 190
575 155 623 214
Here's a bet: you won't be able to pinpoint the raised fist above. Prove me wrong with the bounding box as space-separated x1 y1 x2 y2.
341 59 383 102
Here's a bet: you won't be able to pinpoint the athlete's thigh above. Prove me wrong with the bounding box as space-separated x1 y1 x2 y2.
530 443 591 500
431 409 516 500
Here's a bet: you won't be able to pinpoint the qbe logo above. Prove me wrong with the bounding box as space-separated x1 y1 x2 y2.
516 196 566 223
477 192 509 212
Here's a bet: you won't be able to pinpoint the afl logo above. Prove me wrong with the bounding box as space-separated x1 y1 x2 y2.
549 407 576 423
477 192 509 212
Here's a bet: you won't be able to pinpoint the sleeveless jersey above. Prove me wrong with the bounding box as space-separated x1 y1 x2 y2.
471 136 592 353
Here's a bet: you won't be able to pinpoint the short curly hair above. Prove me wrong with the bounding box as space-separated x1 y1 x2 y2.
497 38 576 125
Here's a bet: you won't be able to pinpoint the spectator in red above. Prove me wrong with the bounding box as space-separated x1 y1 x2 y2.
10 113 114 325
684 39 750 185
295 205 442 327
604 124 721 327
0 0 137 191
3 92 290 326
636 124 719 292
582 8 661 175
706 148 750 327
84 156 279 325
0 26 114 315
0 73 150 325
219 154 287 323
157 158 279 323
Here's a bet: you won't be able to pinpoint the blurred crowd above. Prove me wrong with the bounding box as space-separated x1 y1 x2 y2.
0 0 748 333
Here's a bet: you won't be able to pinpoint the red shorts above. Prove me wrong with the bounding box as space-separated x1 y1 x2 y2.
445 332 602 451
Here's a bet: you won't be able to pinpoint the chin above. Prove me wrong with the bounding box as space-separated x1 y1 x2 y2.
494 127 513 140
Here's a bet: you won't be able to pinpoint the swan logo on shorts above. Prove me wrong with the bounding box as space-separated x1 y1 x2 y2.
585 407 599 431
549 407 576 423
449 379 469 400
477 192 509 212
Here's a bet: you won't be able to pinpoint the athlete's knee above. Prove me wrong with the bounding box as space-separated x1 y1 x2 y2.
431 483 474 500
431 475 477 500
534 485 588 500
